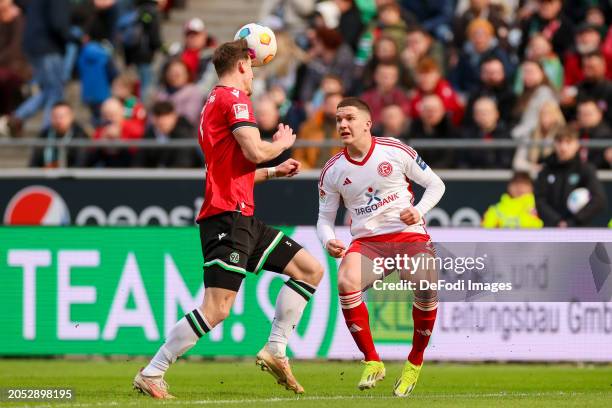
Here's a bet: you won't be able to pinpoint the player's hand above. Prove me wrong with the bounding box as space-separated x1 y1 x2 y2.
326 239 346 258
275 158 301 178
272 123 296 150
400 207 421 225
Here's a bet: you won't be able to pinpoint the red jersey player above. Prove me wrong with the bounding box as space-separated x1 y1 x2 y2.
317 98 445 397
134 40 323 398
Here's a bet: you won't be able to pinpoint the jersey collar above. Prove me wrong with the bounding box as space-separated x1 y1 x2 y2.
344 136 376 166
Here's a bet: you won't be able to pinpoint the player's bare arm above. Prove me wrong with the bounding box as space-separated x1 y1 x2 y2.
400 163 445 226
254 158 301 183
233 124 296 164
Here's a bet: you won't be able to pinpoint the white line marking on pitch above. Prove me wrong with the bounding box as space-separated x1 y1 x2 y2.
18 391 611 408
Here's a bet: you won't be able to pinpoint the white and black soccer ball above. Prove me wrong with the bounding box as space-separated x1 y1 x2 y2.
234 23 277 67
567 187 591 214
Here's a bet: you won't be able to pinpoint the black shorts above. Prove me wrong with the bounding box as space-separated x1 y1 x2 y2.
198 212 302 291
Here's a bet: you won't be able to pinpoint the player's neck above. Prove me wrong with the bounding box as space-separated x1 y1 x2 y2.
218 75 246 93
346 135 373 159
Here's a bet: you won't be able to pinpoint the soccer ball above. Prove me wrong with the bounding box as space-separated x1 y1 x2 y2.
234 23 277 67
567 187 591 214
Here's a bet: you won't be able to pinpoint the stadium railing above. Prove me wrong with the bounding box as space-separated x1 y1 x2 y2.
1 138 612 170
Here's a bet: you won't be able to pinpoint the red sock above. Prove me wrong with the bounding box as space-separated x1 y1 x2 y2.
339 291 380 362
408 302 438 366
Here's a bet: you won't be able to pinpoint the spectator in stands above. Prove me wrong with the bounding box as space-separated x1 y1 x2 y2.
307 73 344 117
155 59 205 127
259 0 316 36
482 171 543 228
461 96 512 168
256 97 291 167
135 101 200 168
511 60 557 143
267 84 306 132
87 97 145 167
453 0 509 50
4 0 70 135
464 55 516 127
409 94 455 168
119 0 162 100
361 62 411 125
293 92 343 169
519 0 575 58
79 0 119 44
372 2 408 52
359 36 399 94
563 0 612 25
563 23 612 88
256 96 281 141
111 74 147 125
583 6 608 38
77 24 118 126
30 102 88 168
166 18 216 84
576 99 612 169
297 27 354 103
400 26 446 88
373 104 410 141
513 101 565 174
253 30 307 98
451 18 514 94
514 34 563 92
400 0 454 43
409 57 464 126
535 128 607 227
576 52 612 126
334 0 364 51
0 0 29 117
354 1 408 66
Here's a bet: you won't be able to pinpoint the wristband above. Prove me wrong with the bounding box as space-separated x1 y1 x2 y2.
267 167 276 179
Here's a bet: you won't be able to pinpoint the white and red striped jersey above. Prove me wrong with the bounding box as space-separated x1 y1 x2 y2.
317 137 445 241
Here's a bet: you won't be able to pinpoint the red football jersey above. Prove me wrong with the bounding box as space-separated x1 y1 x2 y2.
196 85 258 221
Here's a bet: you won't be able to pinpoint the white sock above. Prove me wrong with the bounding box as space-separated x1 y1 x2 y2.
268 279 316 357
142 309 211 377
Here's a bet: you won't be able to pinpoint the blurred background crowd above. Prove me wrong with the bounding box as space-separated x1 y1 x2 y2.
0 0 611 174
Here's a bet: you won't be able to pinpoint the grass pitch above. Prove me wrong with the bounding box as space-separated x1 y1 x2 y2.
1 359 611 407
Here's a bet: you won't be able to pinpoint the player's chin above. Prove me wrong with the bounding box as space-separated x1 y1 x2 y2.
340 134 353 143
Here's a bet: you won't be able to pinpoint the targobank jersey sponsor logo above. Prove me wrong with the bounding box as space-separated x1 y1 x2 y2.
355 187 399 216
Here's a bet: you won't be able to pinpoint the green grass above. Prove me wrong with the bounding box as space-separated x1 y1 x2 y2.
1 359 611 407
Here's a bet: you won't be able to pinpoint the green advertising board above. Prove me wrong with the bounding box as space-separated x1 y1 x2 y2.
0 227 416 358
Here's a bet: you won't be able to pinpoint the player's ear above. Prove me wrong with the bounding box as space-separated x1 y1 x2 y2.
365 117 372 132
238 59 247 74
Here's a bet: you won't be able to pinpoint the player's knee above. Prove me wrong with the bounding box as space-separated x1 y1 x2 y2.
200 302 232 327
414 289 438 303
307 262 324 285
289 252 323 286
337 270 361 293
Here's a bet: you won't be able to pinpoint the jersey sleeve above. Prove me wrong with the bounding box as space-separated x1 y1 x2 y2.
400 145 446 217
225 91 257 133
317 166 341 246
318 166 341 214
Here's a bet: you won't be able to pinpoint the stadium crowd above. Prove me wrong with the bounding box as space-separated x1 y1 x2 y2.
0 0 611 175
